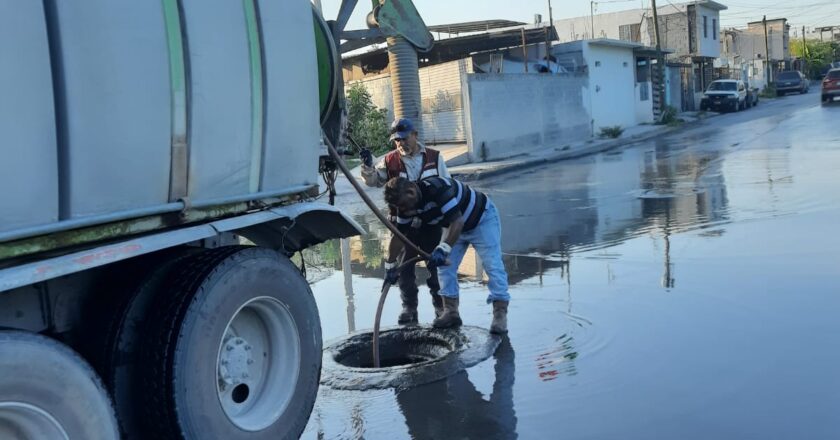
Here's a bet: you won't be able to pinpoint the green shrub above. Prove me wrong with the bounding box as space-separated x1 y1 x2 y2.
759 84 777 99
599 125 624 139
346 83 392 155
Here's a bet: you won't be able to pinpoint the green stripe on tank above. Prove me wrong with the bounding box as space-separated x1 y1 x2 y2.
162 0 188 200
244 0 264 193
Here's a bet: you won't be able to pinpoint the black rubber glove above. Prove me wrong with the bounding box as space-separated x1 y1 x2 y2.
384 261 400 285
360 148 374 168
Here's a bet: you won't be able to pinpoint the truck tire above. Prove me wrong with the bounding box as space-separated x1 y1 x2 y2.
138 247 321 440
99 250 199 439
0 331 119 440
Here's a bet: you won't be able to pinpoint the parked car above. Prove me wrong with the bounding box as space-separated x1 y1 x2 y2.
700 79 748 112
822 68 840 104
776 70 809 95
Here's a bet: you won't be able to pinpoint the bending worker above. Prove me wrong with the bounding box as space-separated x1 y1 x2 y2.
383 176 510 334
360 118 449 324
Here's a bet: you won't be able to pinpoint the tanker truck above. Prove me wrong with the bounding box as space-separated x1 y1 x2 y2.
0 1 359 438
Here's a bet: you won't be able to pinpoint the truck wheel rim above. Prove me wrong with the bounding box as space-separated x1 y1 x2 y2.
216 296 301 432
0 402 69 440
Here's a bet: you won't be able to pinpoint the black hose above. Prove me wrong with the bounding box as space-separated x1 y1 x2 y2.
324 138 430 260
373 256 421 368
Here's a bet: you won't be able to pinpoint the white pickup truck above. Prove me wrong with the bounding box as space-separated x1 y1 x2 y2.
700 79 750 112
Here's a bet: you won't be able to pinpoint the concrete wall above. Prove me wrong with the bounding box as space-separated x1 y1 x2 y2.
462 74 591 162
419 59 471 144
553 9 651 44
584 44 639 130
647 12 691 58
352 73 394 117
695 5 721 58
348 59 470 144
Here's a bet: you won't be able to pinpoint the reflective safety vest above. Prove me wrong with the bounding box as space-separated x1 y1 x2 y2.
383 148 441 182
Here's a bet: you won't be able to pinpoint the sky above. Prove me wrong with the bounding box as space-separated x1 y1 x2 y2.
319 0 840 36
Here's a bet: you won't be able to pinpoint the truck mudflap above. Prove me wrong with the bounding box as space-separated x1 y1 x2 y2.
0 203 363 293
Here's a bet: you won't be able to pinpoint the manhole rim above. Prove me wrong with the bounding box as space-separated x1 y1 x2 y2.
323 326 467 372
320 325 501 391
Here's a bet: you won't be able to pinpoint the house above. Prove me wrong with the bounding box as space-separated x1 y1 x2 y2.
746 19 791 63
552 0 728 109
720 18 790 88
552 39 665 130
721 19 791 66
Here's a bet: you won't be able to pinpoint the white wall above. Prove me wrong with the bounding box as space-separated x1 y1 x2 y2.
462 74 591 162
584 44 638 130
696 5 721 58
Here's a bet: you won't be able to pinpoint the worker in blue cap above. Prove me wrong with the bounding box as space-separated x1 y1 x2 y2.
359 118 450 324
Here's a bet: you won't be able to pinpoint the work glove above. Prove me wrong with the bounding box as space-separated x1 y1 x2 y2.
384 261 400 285
428 243 451 269
359 148 374 168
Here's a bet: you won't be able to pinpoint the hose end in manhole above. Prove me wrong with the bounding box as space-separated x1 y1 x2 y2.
321 326 501 391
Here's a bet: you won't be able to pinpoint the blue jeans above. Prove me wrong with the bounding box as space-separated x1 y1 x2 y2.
438 201 510 303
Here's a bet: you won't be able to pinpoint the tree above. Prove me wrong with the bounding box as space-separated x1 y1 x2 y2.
346 83 392 156
791 39 840 79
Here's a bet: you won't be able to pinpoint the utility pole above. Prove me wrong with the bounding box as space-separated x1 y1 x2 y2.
590 1 595 39
802 25 807 74
763 15 771 85
521 28 529 73
547 0 554 72
651 0 665 118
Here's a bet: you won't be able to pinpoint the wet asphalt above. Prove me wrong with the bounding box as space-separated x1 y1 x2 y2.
303 90 840 439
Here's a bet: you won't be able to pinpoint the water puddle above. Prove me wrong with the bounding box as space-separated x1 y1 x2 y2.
303 104 840 439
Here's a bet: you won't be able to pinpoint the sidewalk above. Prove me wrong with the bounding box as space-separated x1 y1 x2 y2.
450 111 716 181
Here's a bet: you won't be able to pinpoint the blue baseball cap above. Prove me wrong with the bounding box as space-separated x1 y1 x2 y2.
389 118 416 142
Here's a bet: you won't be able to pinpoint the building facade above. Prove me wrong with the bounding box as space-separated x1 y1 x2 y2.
552 0 727 109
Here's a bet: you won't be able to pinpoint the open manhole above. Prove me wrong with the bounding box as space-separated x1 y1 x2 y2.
321 326 500 391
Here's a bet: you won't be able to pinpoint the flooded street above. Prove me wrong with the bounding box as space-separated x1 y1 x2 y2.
303 93 840 439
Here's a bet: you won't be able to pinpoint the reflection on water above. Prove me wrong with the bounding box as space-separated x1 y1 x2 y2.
397 337 517 439
307 139 731 291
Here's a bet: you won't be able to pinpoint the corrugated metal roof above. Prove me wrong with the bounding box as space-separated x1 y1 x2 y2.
428 20 527 35
343 25 559 66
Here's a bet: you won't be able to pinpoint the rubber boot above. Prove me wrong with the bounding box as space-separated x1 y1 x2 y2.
398 305 418 325
398 290 419 325
433 296 462 329
431 292 444 319
490 300 509 335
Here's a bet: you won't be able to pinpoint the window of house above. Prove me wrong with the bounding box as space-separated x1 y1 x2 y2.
703 16 708 39
713 19 717 40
